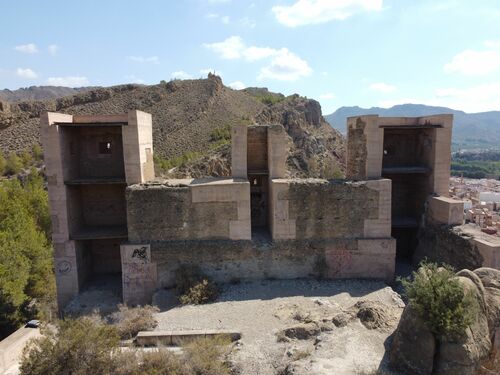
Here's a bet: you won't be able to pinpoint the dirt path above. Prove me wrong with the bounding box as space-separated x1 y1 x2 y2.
154 279 404 375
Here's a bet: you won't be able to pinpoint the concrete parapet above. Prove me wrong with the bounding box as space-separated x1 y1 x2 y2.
427 196 464 226
267 125 287 179
136 330 241 347
0 327 41 373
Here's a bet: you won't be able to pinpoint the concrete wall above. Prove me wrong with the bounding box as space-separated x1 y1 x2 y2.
126 178 251 242
149 238 395 291
270 178 392 240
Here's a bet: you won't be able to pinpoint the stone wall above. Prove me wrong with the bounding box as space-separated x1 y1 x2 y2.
270 178 392 240
126 178 251 242
149 238 395 290
414 224 484 270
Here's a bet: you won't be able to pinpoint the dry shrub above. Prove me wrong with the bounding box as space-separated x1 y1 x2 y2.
175 265 218 305
109 304 159 339
114 336 233 375
20 317 120 375
21 317 233 375
184 335 233 375
113 350 188 375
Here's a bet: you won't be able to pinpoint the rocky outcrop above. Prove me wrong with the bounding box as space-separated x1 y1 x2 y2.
0 77 345 179
389 267 500 375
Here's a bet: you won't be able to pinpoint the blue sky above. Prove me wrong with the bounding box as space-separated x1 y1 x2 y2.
2 0 500 114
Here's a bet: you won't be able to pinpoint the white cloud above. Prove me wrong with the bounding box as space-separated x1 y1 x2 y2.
379 82 500 113
16 68 37 79
483 40 500 49
205 13 230 24
242 46 282 61
272 0 383 27
203 36 245 59
14 43 38 54
221 16 230 24
204 36 312 81
369 82 397 93
127 56 160 64
171 71 193 80
444 46 500 75
124 75 145 84
228 81 246 90
258 49 312 81
205 13 219 18
48 44 59 56
239 17 256 28
319 92 335 100
47 76 89 86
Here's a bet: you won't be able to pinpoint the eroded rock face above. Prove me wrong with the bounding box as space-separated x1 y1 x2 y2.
389 267 500 375
389 304 435 375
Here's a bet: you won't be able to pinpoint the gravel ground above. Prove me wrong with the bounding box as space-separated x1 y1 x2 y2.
154 279 405 375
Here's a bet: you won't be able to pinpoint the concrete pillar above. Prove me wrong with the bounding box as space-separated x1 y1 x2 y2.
267 125 287 179
123 110 155 184
231 125 247 179
41 113 83 309
427 196 464 225
346 115 382 180
120 244 157 305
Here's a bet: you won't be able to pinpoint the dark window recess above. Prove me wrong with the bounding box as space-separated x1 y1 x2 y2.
99 141 112 154
69 141 76 155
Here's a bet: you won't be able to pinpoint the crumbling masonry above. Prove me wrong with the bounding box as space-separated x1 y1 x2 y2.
41 111 470 310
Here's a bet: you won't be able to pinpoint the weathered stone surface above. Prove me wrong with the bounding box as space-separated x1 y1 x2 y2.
278 323 321 340
389 304 435 375
415 224 484 270
353 300 396 330
287 180 379 239
434 276 491 375
390 268 500 375
346 117 367 180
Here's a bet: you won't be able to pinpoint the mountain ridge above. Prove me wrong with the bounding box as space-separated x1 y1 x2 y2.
325 104 500 149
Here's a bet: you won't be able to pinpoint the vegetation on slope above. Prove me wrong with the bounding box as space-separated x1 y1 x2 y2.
20 316 233 375
0 165 55 339
451 151 500 179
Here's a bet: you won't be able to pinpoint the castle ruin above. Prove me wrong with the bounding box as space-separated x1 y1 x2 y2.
41 111 470 309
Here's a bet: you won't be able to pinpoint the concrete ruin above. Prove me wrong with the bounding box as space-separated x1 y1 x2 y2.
42 111 485 310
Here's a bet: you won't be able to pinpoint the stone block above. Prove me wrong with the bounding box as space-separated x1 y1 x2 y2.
428 196 464 225
231 125 247 178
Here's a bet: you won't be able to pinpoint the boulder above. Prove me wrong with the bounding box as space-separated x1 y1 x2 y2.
433 276 491 375
389 303 435 375
389 267 500 375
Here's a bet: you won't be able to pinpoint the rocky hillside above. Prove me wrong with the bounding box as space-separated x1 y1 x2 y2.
0 75 344 178
0 86 93 102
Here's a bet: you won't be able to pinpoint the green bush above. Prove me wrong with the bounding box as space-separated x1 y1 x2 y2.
5 152 23 175
0 153 6 175
175 265 218 305
32 144 44 161
20 318 120 375
401 261 478 339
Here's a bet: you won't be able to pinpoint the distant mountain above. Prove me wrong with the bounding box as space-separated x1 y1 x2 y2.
0 86 94 102
325 104 500 150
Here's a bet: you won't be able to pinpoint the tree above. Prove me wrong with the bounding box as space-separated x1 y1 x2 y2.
20 318 120 375
0 173 54 338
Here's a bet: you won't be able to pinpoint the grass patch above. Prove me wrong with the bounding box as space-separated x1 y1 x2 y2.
154 151 202 173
